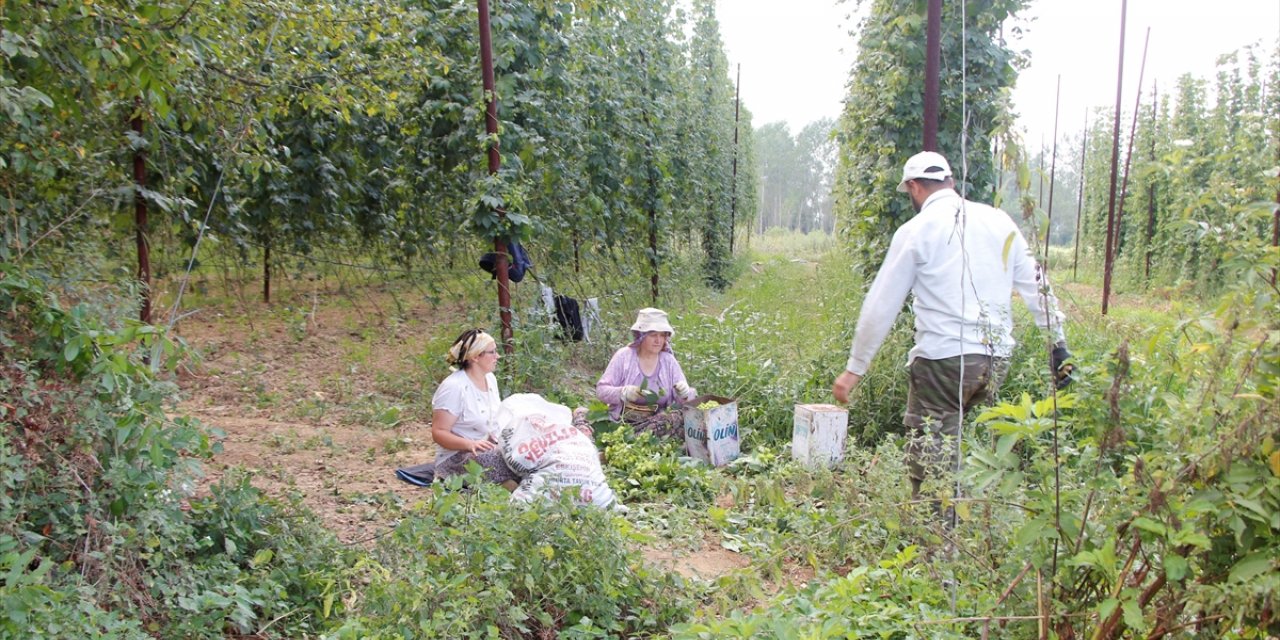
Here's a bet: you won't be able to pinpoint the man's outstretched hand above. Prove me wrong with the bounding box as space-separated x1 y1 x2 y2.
832 370 863 404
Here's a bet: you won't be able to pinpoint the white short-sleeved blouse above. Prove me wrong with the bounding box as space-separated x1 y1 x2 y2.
430 369 501 465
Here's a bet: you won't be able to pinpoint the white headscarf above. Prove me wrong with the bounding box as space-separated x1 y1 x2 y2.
446 329 496 370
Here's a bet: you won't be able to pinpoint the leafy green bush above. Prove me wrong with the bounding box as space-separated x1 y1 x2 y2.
0 266 350 638
599 426 716 507
672 546 973 639
328 478 694 639
958 279 1280 638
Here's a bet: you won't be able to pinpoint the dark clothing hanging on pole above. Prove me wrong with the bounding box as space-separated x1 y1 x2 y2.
479 240 532 283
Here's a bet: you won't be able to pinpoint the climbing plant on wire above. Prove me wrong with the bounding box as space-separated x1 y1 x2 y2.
1073 44 1278 295
683 0 739 290
831 0 1029 269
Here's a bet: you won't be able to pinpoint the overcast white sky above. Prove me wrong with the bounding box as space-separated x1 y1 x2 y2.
715 0 1279 146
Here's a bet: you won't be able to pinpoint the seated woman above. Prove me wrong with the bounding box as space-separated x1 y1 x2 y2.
430 328 520 488
595 308 697 439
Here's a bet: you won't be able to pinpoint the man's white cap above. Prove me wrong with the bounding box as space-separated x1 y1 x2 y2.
896 151 953 192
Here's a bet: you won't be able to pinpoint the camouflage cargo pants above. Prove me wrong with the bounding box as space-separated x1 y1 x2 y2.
904 354 1008 498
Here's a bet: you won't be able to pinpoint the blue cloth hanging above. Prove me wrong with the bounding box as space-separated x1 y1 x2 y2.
478 239 532 283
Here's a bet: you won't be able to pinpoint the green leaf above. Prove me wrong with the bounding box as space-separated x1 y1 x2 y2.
1132 517 1167 537
1228 552 1272 583
995 433 1019 458
1121 598 1144 629
1097 597 1119 619
1171 528 1211 550
251 549 274 567
1233 497 1270 521
64 337 81 361
1163 555 1189 581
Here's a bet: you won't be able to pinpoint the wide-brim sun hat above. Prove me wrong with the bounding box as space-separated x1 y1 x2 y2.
630 307 674 336
896 150 953 192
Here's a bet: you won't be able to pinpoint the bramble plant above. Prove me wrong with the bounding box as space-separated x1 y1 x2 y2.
0 266 352 638
328 469 696 639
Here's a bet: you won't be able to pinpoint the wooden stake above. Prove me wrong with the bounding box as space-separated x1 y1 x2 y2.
730 63 740 255
1114 28 1151 272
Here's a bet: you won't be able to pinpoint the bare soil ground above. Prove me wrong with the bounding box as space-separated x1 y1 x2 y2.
174 288 451 544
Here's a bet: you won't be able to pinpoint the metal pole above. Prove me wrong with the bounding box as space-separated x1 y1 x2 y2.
1114 28 1151 271
132 96 151 324
1273 76 1279 287
1102 0 1127 316
1144 81 1159 282
731 63 740 254
477 0 512 352
1073 111 1087 280
1038 133 1045 209
993 139 1003 202
923 0 941 150
1044 76 1061 260
640 48 660 304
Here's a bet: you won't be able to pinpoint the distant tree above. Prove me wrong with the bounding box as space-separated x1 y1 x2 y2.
795 118 836 234
754 119 834 235
755 122 800 231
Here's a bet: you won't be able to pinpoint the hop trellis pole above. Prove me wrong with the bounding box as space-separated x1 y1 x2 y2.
476 0 513 352
1101 0 1128 316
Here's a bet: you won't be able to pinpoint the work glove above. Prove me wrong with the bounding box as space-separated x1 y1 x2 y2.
621 385 644 403
1051 343 1074 390
675 381 697 401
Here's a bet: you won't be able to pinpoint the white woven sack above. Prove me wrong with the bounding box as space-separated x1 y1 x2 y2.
497 394 616 508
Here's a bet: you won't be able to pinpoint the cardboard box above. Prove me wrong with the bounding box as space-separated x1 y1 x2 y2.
792 403 848 468
682 395 740 467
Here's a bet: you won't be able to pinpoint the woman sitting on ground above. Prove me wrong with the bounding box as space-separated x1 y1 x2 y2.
430 328 520 488
595 308 698 439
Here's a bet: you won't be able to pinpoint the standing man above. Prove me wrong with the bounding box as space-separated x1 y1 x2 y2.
832 151 1071 499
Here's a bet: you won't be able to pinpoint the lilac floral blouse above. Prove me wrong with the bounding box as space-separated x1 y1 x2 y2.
596 346 688 419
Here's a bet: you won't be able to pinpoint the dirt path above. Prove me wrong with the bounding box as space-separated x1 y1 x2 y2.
174 286 455 544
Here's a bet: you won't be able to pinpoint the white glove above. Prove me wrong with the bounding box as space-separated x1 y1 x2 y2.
621 385 644 402
675 381 697 401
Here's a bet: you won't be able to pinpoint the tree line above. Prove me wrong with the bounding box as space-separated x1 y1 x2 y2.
754 118 836 236
2 0 757 310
